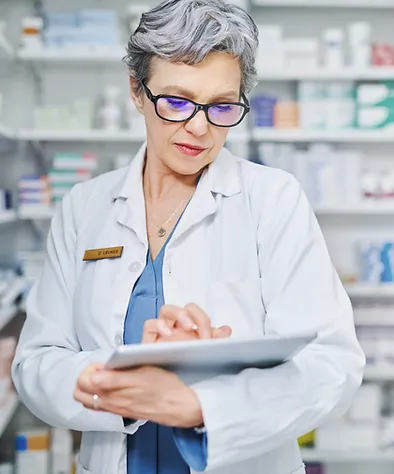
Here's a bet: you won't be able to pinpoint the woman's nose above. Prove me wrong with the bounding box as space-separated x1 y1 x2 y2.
184 109 209 136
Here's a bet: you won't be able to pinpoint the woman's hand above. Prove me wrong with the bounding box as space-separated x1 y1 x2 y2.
74 364 204 428
74 303 231 427
142 303 232 343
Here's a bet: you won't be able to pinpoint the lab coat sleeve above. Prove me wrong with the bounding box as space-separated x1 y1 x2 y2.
190 173 365 471
11 188 144 434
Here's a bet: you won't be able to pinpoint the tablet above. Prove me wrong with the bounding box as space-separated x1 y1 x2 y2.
106 332 317 384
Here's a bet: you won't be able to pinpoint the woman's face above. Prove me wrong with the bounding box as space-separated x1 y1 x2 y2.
130 52 242 176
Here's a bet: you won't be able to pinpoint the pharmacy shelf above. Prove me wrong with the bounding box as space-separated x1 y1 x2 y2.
314 205 394 216
253 0 394 7
253 128 394 143
0 393 19 438
258 67 394 81
18 207 55 220
0 304 18 332
17 129 249 143
17 129 146 143
345 283 394 299
16 48 126 64
0 123 16 140
0 210 17 224
301 448 394 463
363 366 394 382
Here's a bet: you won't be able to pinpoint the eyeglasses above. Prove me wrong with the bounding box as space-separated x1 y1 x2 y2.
141 81 250 128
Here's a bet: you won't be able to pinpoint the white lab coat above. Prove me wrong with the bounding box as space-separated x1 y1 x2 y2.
12 143 365 474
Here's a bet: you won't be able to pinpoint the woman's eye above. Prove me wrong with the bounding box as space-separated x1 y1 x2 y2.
166 99 189 109
214 104 233 113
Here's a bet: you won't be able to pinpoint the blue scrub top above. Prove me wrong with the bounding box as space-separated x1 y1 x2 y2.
123 219 207 473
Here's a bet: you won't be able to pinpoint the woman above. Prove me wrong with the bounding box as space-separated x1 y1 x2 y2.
12 0 365 473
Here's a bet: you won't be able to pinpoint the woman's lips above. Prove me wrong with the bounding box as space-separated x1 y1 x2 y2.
175 143 206 157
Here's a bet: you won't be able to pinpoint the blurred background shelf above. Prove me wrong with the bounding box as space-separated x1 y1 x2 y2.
17 129 146 143
363 366 394 382
0 394 19 438
301 448 394 462
252 129 394 142
16 129 249 143
253 0 394 7
0 124 16 140
16 47 126 63
345 284 394 299
315 205 394 216
0 211 17 224
18 207 55 220
258 67 394 81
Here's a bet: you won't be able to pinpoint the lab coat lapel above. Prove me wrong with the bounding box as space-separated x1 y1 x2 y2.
112 143 148 246
170 146 241 245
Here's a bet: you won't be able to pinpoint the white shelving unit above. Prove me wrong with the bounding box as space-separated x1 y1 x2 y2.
0 393 19 438
345 283 394 299
253 0 394 7
258 67 394 81
0 210 17 224
17 129 146 143
12 129 249 143
315 205 394 216
18 207 55 220
363 366 394 382
0 304 18 332
0 124 16 140
16 47 126 63
252 128 394 143
301 448 394 463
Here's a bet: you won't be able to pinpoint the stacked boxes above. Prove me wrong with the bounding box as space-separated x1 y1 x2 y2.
43 10 120 51
357 82 394 129
18 175 51 215
49 153 97 205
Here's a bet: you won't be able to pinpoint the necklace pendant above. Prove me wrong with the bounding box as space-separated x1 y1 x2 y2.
157 227 166 238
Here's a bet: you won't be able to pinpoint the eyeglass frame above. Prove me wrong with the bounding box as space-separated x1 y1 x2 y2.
141 80 250 128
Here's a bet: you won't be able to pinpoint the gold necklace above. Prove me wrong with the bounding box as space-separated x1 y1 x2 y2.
152 198 187 238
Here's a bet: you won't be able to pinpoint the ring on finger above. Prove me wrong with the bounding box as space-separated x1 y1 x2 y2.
92 393 100 410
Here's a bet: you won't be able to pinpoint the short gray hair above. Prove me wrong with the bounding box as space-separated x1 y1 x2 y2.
123 0 259 95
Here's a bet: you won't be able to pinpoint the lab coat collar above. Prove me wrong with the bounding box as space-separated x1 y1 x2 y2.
111 142 241 201
111 142 241 245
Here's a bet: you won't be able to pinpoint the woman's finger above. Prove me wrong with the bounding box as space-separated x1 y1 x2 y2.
141 320 160 344
212 325 232 339
184 303 212 339
159 305 195 331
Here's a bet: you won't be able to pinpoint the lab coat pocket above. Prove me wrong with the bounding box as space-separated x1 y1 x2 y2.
211 279 266 338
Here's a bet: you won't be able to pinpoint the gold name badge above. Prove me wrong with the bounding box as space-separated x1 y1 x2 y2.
83 246 124 261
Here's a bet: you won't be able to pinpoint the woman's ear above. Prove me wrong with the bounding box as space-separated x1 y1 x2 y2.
129 77 145 114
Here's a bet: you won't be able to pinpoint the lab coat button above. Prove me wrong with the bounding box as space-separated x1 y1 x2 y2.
129 261 142 272
114 334 123 346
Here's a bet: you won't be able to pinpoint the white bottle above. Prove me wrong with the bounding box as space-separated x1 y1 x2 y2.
348 22 371 68
98 86 122 131
323 28 344 69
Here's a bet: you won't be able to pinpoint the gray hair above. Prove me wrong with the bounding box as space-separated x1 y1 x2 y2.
123 0 259 95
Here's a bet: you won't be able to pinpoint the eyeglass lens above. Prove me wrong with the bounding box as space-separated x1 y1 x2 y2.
156 97 245 126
